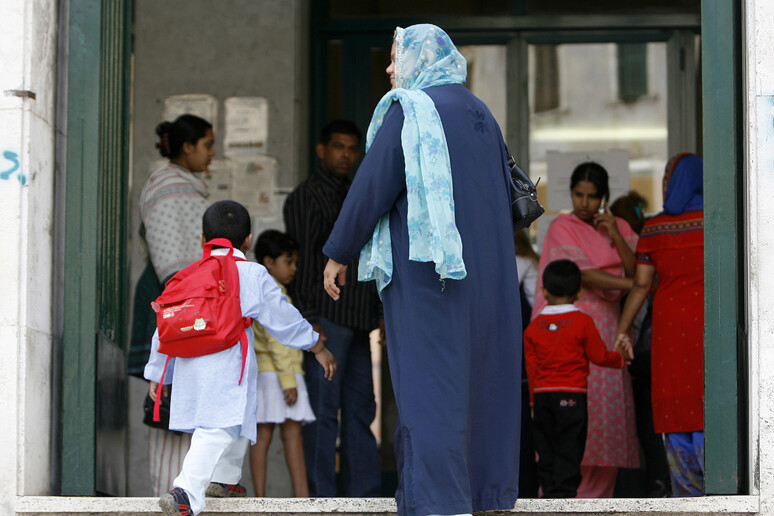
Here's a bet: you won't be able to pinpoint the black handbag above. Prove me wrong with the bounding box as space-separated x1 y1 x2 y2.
143 388 177 433
506 147 544 231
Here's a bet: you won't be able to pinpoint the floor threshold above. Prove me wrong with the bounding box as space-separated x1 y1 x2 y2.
14 495 759 515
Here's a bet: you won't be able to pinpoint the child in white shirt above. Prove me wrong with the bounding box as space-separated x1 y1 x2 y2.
145 201 336 516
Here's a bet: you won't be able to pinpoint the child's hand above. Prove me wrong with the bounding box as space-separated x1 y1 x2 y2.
310 336 336 379
148 381 169 401
315 348 337 380
313 347 337 380
284 388 298 406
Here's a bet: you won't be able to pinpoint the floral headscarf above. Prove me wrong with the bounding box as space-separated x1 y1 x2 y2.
358 24 468 293
662 153 703 215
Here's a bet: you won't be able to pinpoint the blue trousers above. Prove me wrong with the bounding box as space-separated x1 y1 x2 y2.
302 317 381 496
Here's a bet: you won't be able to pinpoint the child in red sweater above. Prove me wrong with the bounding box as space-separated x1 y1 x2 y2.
524 259 632 498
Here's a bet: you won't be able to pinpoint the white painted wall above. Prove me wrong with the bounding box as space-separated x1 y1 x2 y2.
746 0 774 507
0 0 58 513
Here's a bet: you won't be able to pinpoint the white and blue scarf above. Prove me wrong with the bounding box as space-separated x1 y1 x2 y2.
359 24 468 293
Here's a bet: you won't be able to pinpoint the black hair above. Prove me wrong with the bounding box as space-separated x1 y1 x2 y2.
542 259 582 298
155 114 212 159
202 200 251 248
570 162 609 203
319 119 362 145
253 230 299 266
611 190 648 234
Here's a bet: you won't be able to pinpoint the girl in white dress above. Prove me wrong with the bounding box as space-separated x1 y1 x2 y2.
250 230 316 497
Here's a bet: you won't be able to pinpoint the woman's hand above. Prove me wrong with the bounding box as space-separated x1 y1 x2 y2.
593 202 619 235
594 202 636 277
614 333 634 363
323 258 347 300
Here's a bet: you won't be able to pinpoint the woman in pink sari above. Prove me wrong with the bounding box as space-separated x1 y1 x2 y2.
532 162 639 497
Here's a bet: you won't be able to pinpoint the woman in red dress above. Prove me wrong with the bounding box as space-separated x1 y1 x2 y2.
616 153 704 496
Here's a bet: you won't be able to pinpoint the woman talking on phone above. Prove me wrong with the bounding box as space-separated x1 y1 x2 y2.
531 162 639 497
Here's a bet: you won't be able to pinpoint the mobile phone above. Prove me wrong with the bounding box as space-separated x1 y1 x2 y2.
598 204 606 214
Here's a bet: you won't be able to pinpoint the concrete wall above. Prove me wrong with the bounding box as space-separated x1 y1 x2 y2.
746 0 774 507
0 0 59 511
127 0 310 496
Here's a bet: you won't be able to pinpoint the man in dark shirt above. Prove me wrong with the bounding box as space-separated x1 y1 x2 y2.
283 120 381 497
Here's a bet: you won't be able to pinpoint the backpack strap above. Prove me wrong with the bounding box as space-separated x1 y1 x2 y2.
152 355 173 423
202 237 252 385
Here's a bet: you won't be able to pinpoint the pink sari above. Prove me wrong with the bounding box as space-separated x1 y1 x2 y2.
532 213 640 470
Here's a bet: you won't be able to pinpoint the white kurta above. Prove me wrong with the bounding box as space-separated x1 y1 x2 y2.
144 248 319 443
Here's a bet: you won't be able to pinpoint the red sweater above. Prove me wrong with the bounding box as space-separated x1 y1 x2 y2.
524 305 624 404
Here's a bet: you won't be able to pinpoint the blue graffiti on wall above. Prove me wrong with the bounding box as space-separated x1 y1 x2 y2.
0 150 26 185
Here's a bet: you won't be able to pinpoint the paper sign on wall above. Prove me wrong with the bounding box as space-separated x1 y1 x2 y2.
203 160 234 202
229 155 278 218
224 97 268 157
202 156 280 225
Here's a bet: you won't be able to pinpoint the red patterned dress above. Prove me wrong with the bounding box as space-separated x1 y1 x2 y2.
635 210 704 433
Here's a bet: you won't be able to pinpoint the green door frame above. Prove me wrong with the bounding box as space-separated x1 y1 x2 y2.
701 0 746 494
61 0 101 494
61 0 132 495
311 4 746 494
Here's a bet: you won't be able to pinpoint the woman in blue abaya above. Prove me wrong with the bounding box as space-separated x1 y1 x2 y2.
321 24 522 516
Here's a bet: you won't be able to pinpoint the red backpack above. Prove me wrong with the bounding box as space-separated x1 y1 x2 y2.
149 238 251 422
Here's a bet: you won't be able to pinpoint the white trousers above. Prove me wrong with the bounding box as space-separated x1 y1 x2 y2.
148 427 192 496
173 426 248 515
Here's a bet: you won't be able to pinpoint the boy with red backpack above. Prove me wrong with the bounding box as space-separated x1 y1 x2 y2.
144 200 336 516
